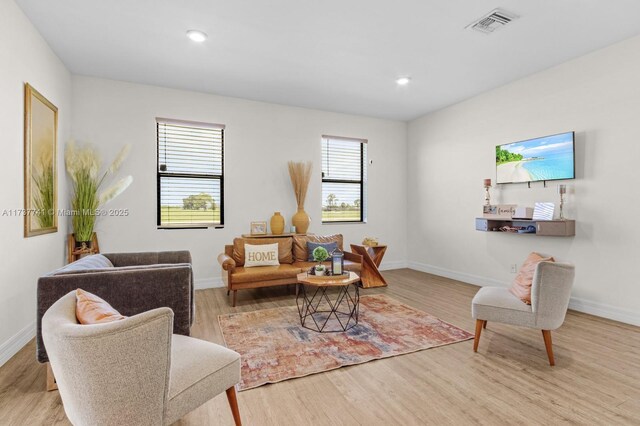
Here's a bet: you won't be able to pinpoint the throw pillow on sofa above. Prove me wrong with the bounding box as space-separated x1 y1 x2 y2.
232 237 293 266
307 241 338 261
293 234 343 262
75 288 126 324
509 252 555 304
244 243 280 267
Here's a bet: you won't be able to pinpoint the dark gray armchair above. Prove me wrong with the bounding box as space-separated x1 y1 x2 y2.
37 251 194 364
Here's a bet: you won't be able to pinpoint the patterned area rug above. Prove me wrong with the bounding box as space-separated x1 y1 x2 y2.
219 294 474 391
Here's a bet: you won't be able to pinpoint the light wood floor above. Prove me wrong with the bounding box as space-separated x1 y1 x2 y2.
1 269 638 425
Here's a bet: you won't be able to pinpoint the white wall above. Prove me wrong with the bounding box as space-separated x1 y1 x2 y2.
0 0 71 365
407 35 640 325
71 76 408 288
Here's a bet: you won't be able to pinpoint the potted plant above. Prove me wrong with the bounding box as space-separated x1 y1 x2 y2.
312 246 329 276
65 141 133 248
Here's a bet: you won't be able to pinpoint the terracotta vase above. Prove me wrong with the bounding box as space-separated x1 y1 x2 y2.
270 211 285 235
292 208 310 234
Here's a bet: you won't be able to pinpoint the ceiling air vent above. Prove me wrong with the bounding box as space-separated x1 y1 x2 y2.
466 8 519 34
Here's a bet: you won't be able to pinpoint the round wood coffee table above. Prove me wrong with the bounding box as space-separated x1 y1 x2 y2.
296 271 360 332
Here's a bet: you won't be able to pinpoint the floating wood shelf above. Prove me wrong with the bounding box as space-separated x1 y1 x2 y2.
240 233 310 238
475 218 575 237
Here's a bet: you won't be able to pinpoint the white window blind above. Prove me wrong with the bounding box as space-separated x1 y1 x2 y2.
157 118 224 228
321 135 367 223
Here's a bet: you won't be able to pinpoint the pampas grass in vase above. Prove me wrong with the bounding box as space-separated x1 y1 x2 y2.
65 141 133 245
288 161 312 234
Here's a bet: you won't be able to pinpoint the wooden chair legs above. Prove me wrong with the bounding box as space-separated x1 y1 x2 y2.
473 319 485 352
542 330 555 366
226 386 242 426
232 290 237 307
46 363 58 391
474 321 556 366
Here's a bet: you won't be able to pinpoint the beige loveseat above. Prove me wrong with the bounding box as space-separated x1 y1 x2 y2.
217 234 362 306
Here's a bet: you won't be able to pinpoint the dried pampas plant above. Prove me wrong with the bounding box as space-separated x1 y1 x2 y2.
65 141 133 242
287 161 312 209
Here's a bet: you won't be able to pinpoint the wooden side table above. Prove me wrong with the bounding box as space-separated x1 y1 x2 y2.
67 233 100 264
350 244 388 288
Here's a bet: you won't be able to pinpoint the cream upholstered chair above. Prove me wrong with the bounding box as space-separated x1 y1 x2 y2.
472 261 575 365
42 291 242 426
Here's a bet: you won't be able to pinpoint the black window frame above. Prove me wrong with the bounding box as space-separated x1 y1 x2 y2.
321 135 367 224
156 118 225 229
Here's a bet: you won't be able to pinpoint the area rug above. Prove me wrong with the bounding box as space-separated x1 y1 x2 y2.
218 294 474 391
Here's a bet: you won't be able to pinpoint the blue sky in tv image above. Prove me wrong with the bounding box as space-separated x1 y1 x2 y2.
496 132 574 183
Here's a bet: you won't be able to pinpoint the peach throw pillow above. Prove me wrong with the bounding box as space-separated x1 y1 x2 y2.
509 252 554 304
75 289 126 324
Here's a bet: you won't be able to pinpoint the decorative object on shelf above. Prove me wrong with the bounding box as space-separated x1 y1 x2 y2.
557 184 567 219
288 161 312 234
532 202 555 221
483 178 492 206
513 206 534 220
331 248 344 275
362 237 379 247
350 243 388 288
312 246 329 276
291 225 296 233
24 83 58 238
270 212 285 235
482 204 517 219
67 232 100 264
65 141 132 245
250 221 267 235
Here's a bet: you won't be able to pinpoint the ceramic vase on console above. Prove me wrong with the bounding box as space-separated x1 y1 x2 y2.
292 208 310 234
287 161 313 234
270 211 285 235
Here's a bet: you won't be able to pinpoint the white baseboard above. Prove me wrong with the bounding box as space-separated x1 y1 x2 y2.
407 261 640 327
379 260 408 271
194 277 224 289
0 321 35 368
407 261 505 287
567 297 639 326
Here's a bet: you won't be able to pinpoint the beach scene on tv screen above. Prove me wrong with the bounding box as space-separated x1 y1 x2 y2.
496 133 574 184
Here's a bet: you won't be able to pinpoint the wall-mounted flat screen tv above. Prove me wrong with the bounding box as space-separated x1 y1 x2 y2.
496 131 575 184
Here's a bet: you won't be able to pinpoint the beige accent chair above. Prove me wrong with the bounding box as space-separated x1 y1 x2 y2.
472 261 575 366
42 291 242 426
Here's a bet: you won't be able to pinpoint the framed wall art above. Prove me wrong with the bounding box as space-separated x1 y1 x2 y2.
24 83 58 237
250 221 267 235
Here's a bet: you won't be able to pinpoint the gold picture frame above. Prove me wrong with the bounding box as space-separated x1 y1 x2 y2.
24 83 58 237
250 221 267 235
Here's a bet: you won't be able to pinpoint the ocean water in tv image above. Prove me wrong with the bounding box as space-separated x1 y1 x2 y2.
496 132 574 183
522 150 574 181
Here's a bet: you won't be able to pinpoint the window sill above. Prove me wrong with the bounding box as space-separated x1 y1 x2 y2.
158 225 224 230
321 221 367 225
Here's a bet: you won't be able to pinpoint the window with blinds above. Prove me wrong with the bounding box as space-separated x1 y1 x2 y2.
157 118 224 228
321 135 367 223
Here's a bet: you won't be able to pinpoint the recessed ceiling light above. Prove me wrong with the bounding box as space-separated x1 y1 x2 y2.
396 77 411 86
187 30 208 43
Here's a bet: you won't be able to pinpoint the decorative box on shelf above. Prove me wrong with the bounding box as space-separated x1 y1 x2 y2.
482 204 517 219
